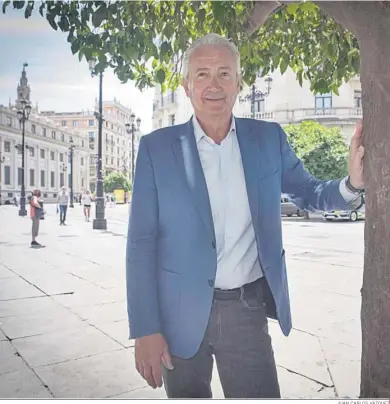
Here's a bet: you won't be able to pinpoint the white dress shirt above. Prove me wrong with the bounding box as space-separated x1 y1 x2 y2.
193 116 263 289
192 116 360 289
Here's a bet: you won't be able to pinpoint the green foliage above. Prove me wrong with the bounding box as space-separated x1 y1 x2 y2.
2 1 360 93
283 121 349 180
103 172 132 193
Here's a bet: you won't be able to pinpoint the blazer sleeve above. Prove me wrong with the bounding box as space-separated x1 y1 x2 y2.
278 123 352 212
126 136 161 339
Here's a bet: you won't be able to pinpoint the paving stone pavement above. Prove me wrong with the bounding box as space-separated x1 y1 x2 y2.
0 204 364 398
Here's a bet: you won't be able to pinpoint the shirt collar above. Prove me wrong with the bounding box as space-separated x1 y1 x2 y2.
192 115 236 144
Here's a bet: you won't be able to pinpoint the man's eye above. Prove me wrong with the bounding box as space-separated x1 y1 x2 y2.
197 72 206 78
221 72 230 77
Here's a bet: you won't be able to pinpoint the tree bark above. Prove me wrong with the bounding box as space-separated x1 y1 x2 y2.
315 1 390 398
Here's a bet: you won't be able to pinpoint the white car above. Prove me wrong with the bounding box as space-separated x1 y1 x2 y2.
323 204 365 222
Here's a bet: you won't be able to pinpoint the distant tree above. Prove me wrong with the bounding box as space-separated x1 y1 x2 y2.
283 121 349 180
103 172 131 193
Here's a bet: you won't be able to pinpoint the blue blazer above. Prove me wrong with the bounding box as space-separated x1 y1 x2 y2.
126 118 350 359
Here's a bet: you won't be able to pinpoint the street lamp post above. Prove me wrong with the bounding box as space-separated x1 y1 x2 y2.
125 114 141 183
0 148 5 206
16 100 32 216
89 59 107 230
239 76 273 119
69 139 75 208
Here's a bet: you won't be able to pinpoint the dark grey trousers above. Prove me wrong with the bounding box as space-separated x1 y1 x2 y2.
162 278 281 398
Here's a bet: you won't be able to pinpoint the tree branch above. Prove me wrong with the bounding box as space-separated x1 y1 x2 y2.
314 1 390 39
243 1 284 36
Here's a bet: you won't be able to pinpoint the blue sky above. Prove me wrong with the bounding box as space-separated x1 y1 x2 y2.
0 7 154 132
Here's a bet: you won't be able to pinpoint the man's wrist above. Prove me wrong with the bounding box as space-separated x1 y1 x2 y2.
346 176 364 194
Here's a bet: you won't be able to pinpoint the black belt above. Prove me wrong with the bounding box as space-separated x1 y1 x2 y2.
213 277 265 301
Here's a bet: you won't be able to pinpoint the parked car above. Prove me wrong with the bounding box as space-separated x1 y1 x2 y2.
323 204 365 222
281 195 303 217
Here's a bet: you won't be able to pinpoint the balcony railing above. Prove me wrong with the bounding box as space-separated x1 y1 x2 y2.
242 107 362 123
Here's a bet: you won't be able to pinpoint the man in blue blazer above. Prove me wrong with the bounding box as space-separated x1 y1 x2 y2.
126 33 365 398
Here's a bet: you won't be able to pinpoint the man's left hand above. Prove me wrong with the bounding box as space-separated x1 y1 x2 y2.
348 119 364 189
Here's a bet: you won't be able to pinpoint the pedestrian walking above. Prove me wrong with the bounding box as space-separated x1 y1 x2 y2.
126 33 365 398
57 186 69 225
29 189 43 247
82 190 93 222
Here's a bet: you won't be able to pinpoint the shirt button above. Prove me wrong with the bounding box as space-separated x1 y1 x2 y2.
208 279 214 287
212 241 216 249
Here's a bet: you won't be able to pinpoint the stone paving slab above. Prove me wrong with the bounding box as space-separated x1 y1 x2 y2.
94 320 133 348
0 328 7 341
69 300 128 324
0 365 52 398
0 265 17 279
35 348 146 398
0 340 27 376
12 324 123 368
320 338 360 398
269 321 333 386
51 285 121 308
0 296 63 318
0 305 87 339
0 277 44 301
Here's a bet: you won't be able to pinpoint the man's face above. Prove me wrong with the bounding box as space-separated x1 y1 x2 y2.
183 45 240 121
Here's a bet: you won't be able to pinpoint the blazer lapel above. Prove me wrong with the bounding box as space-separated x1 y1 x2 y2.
172 120 215 240
236 119 259 227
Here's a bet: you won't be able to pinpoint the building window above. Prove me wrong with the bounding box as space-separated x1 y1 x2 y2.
4 166 11 185
61 120 67 126
59 153 64 163
81 140 84 147
169 114 175 126
50 151 55 161
106 145 108 152
354 90 362 108
51 131 56 140
29 169 34 186
18 167 23 186
69 136 73 143
60 173 64 187
158 119 162 128
117 147 120 155
254 99 265 113
171 91 175 103
50 171 55 188
81 177 84 188
81 157 84 166
105 121 108 128
29 147 34 157
6 116 12 127
111 148 114 154
42 128 47 137
315 92 332 109
61 133 65 142
117 158 120 167
4 141 11 153
89 120 95 126
40 170 45 187
40 149 45 159
111 123 114 130
73 120 78 127
105 156 108 165
89 131 95 140
31 124 36 134
111 157 114 165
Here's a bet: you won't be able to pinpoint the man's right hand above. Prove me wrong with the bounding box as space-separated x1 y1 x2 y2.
134 333 174 389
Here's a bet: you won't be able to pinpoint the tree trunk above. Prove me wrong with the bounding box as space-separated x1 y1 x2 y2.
316 1 390 398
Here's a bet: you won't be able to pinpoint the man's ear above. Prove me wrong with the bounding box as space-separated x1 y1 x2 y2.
182 78 190 97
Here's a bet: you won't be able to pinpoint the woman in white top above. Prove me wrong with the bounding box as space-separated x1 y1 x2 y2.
82 190 93 222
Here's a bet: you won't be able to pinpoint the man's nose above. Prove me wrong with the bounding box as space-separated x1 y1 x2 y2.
209 75 222 88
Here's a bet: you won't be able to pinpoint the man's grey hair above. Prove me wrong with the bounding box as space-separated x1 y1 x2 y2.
182 33 241 79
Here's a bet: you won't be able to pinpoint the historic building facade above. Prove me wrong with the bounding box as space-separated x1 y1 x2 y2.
42 99 142 192
152 68 362 143
0 65 90 204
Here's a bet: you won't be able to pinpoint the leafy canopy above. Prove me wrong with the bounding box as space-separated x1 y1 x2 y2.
2 1 360 94
103 172 132 193
284 121 349 180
